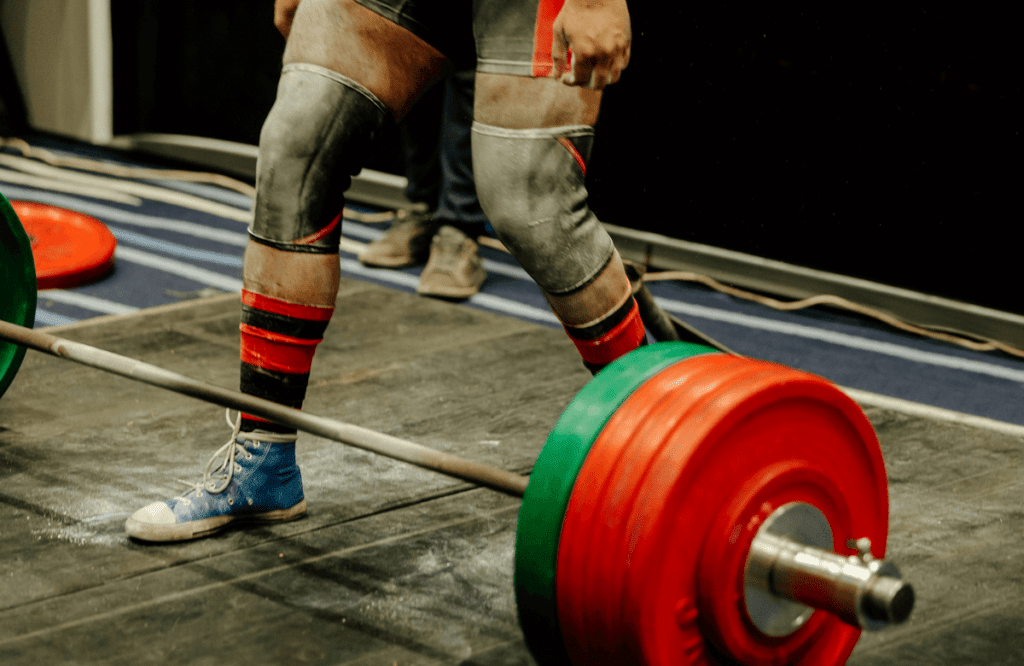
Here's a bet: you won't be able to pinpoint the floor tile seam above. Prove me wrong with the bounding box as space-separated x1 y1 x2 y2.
0 503 521 648
841 387 1024 438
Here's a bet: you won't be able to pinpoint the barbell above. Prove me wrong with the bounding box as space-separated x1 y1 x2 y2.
0 193 912 665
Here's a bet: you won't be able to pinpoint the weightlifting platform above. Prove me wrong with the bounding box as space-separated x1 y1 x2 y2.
0 279 1022 665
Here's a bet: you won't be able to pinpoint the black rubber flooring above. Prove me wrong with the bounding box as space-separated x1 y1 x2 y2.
1 280 1023 664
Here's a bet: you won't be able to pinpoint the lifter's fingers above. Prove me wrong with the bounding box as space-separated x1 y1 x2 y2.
559 51 581 86
577 56 598 89
569 54 620 90
551 30 570 80
602 56 627 88
593 48 629 89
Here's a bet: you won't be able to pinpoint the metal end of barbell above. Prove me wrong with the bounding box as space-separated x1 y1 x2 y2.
846 536 915 628
745 503 915 635
862 572 915 626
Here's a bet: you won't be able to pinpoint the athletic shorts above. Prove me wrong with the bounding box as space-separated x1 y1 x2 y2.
352 0 566 76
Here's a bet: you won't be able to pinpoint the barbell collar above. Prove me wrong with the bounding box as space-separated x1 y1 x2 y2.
0 319 529 497
747 531 914 631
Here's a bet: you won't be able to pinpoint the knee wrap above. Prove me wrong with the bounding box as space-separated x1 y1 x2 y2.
252 63 389 253
471 122 614 293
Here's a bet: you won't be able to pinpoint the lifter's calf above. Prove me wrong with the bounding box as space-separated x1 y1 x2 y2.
243 241 340 308
544 251 645 374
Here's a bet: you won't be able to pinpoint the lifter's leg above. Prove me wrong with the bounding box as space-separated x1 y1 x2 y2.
472 74 644 373
126 0 449 542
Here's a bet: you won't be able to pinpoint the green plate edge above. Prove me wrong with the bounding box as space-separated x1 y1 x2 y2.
515 341 718 665
0 190 37 400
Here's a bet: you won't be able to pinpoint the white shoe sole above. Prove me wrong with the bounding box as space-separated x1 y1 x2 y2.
125 498 307 543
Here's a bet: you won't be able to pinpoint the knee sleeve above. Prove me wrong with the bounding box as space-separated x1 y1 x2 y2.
471 122 614 293
252 63 389 253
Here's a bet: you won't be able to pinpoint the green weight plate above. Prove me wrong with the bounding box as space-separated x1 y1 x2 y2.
515 341 718 666
0 191 37 400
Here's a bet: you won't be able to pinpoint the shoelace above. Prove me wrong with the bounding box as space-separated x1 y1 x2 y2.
177 409 298 497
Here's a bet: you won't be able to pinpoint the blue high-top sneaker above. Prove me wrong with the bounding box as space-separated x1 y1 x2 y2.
126 411 307 542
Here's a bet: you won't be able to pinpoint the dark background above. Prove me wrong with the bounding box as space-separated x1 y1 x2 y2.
102 3 1021 313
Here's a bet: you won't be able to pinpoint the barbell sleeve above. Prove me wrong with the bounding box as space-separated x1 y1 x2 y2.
747 531 915 630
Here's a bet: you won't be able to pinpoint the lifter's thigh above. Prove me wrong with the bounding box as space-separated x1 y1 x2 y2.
284 0 450 120
473 72 602 129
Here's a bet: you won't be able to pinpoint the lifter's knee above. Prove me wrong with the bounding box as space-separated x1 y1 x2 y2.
471 122 613 293
251 63 389 254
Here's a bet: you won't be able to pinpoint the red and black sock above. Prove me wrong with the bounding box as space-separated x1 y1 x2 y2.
563 296 647 374
238 290 334 433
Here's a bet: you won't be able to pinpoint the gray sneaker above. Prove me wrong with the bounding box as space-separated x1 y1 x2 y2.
358 205 441 268
416 225 487 299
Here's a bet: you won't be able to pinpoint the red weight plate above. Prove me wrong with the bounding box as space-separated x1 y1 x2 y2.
555 353 745 664
11 201 116 289
556 354 889 666
516 343 716 666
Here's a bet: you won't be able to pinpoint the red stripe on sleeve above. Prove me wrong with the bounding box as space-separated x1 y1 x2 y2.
532 0 567 77
242 290 335 322
556 136 587 176
241 413 278 425
293 210 342 246
240 324 320 374
566 300 646 366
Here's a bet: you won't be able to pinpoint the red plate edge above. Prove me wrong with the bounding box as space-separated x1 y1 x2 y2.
11 201 117 289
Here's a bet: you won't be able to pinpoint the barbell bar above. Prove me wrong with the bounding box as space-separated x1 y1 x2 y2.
0 318 530 496
0 195 913 665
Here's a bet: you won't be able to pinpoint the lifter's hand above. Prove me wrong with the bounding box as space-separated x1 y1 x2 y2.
551 0 631 90
274 0 302 39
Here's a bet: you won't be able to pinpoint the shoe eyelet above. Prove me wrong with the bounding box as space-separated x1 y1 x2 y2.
245 453 253 460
